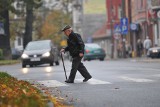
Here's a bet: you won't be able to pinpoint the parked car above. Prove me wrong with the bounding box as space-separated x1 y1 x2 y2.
21 40 59 68
83 43 106 61
11 48 22 60
147 47 160 58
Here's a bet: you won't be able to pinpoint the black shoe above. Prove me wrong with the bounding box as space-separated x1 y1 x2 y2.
83 77 92 82
65 79 74 83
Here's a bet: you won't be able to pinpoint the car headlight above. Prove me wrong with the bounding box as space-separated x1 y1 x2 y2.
21 54 29 59
42 52 50 57
152 49 158 53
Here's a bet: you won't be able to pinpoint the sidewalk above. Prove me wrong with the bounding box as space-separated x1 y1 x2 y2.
130 57 160 63
107 57 160 63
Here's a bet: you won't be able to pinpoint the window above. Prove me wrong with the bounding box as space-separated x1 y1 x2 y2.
141 0 143 8
118 5 122 19
18 37 21 46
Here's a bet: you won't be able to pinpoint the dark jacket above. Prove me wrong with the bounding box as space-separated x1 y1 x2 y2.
64 31 84 57
137 42 143 51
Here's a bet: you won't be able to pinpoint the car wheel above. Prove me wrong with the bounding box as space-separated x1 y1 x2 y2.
99 58 104 61
50 62 53 66
22 64 26 68
151 56 155 59
55 61 59 65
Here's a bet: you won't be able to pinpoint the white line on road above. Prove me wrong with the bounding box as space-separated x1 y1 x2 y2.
119 76 154 83
38 80 68 87
153 74 160 77
76 78 112 85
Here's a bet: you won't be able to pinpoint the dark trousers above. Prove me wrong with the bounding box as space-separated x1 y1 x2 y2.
69 56 92 81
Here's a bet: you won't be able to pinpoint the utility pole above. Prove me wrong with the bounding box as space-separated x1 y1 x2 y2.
110 0 114 59
121 0 126 58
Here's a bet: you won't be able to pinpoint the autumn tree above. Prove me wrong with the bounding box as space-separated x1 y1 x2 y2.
39 10 71 47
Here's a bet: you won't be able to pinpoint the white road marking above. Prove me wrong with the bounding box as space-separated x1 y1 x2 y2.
120 76 154 83
38 80 68 87
75 78 112 85
37 79 111 87
153 74 160 77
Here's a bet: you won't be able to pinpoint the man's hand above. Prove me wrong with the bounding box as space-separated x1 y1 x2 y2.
60 48 65 53
79 53 84 57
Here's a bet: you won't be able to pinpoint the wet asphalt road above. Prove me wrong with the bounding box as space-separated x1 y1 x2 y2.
0 59 160 107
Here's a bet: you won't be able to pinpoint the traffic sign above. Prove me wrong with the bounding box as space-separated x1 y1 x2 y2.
120 18 128 35
157 10 160 18
60 40 67 46
130 23 137 31
114 24 121 34
0 22 5 35
87 37 92 43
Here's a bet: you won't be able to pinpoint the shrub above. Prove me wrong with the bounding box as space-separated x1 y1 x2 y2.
0 49 4 60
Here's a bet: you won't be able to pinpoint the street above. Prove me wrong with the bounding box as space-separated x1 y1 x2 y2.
0 59 160 107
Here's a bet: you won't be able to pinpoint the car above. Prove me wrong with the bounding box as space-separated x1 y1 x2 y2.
147 46 160 58
83 43 106 61
21 40 59 68
11 48 22 60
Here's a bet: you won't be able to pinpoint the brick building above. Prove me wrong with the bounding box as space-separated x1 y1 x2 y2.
130 0 160 56
93 0 160 58
92 0 122 58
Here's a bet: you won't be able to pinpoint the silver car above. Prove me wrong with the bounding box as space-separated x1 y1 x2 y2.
21 40 59 68
147 47 160 58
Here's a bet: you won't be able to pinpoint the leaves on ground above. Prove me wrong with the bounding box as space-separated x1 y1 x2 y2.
0 72 73 107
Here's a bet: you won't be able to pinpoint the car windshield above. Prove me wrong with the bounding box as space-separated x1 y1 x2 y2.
25 41 50 51
85 44 101 49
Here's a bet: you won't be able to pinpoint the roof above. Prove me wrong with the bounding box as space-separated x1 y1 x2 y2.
92 23 108 39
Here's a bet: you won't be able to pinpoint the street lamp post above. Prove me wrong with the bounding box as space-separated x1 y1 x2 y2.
72 0 83 38
110 0 114 59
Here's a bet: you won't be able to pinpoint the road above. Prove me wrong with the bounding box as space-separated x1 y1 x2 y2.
0 59 160 107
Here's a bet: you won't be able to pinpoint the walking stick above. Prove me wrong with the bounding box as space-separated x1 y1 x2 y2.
60 52 68 80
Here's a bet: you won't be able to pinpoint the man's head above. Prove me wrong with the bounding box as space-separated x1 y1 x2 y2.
61 25 72 36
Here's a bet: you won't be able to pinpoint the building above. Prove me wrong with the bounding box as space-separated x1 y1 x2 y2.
92 0 122 58
92 23 111 58
147 0 160 46
131 0 150 55
106 0 122 58
130 0 160 56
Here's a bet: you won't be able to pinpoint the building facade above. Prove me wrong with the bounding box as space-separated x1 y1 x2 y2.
148 0 160 46
106 0 122 58
130 0 160 56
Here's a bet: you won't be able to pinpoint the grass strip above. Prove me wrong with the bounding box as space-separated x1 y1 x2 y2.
0 60 20 66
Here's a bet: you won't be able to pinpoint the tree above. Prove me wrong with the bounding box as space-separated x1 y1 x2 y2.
19 0 42 48
0 0 15 59
61 0 73 14
39 10 71 47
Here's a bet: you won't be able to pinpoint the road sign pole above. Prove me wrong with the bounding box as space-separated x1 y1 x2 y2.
122 0 126 58
110 0 114 59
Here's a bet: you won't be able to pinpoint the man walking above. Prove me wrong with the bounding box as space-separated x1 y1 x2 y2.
143 36 152 56
60 25 92 83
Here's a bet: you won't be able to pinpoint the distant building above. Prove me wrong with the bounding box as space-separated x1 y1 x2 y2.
92 24 111 58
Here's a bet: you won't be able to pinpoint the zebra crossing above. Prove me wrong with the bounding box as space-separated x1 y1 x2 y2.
37 78 111 87
37 75 157 88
